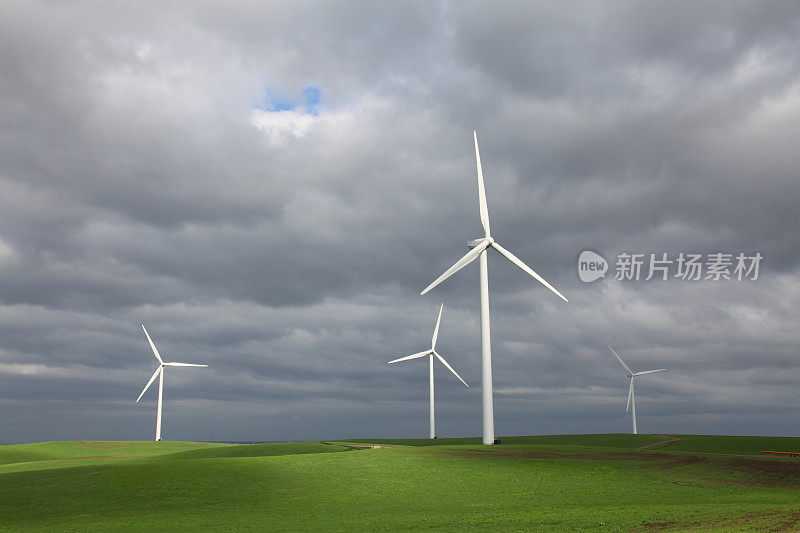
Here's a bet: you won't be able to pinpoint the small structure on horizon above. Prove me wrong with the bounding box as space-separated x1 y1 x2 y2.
762 450 800 458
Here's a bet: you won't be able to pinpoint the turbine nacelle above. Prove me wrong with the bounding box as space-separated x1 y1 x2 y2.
422 234 567 302
467 237 494 249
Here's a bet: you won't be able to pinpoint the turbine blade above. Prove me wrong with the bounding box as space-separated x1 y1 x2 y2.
474 131 491 238
141 324 164 364
388 350 431 364
431 303 444 349
433 350 469 387
626 379 633 413
609 346 633 375
420 239 489 295
136 367 162 402
163 363 208 367
490 242 568 302
634 369 666 376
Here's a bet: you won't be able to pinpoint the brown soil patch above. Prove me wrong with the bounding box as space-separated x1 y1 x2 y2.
637 510 800 531
411 446 800 489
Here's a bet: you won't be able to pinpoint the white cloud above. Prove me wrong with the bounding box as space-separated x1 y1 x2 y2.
251 109 316 144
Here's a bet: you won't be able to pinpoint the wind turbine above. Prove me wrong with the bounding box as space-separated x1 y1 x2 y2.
388 303 469 439
421 131 568 445
608 346 666 435
136 324 208 441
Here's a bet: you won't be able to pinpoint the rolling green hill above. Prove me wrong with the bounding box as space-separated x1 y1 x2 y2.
1 436 799 531
0 440 226 470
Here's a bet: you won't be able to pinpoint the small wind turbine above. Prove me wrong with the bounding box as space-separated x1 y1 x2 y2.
421 131 568 445
388 303 469 439
608 346 666 435
136 324 208 441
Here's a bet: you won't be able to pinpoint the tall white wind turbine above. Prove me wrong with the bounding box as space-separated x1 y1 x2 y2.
421 131 568 445
136 324 208 441
608 346 666 435
388 303 469 439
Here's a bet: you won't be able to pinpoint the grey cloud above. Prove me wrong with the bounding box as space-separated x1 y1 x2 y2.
0 1 799 443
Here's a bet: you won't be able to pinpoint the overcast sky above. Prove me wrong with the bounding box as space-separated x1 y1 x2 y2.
1 1 799 443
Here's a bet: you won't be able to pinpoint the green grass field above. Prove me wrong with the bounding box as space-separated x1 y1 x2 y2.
1 434 799 531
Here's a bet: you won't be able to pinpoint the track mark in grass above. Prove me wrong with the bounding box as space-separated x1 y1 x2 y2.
55 455 155 461
636 435 682 450
639 519 677 529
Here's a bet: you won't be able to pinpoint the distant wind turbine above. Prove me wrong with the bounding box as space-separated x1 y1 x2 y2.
136 325 208 441
388 303 469 439
608 346 666 435
421 131 568 445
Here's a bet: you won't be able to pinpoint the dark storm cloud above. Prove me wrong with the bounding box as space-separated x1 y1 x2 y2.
0 1 799 443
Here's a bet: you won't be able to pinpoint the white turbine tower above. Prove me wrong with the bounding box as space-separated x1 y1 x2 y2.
136 324 208 441
421 132 568 445
388 303 469 439
608 346 666 435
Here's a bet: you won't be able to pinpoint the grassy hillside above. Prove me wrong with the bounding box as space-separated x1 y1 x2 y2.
0 441 225 467
1 437 799 531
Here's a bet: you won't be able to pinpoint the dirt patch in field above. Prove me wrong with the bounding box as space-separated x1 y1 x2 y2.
705 457 800 488
637 510 800 531
415 446 800 489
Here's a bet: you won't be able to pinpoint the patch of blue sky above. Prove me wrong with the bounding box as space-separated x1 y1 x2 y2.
303 85 321 115
270 100 296 112
258 85 322 115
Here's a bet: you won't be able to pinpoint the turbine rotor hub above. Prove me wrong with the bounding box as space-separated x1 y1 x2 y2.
467 237 492 249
